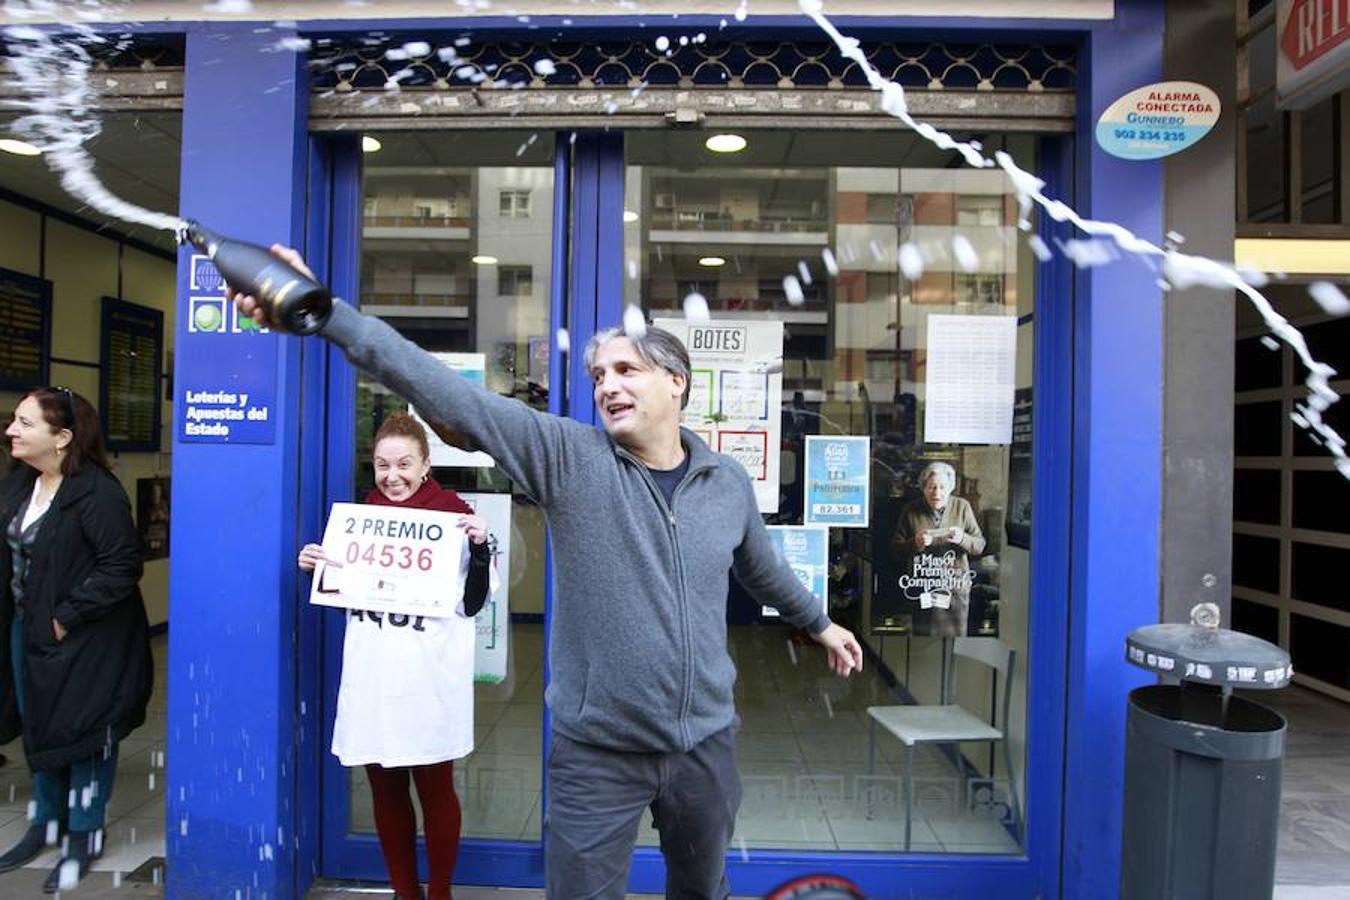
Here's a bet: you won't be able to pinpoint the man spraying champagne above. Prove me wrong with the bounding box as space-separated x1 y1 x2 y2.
227 239 863 900
179 221 332 334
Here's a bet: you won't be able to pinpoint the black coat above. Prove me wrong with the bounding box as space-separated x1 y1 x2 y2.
0 465 153 771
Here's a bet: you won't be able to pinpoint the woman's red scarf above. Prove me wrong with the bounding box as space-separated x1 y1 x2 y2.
363 479 472 514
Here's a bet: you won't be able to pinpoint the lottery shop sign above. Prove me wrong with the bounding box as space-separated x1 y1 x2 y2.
309 503 468 618
1095 81 1221 161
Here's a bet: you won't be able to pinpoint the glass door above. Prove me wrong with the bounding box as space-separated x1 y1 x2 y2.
615 130 1070 898
316 130 558 885
313 127 1072 898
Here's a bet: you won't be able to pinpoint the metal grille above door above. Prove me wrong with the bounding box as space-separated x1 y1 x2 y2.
308 37 1077 132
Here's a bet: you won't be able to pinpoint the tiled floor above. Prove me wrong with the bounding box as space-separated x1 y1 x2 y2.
1 629 1345 898
1242 685 1350 892
346 624 1020 855
0 634 168 887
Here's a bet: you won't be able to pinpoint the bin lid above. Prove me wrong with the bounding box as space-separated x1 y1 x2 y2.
1125 623 1292 689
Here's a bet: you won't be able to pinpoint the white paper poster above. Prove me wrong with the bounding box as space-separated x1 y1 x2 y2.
461 492 512 684
924 314 1017 445
310 503 468 618
412 352 495 468
655 318 784 513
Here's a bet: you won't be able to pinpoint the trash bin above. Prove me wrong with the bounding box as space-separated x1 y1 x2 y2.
1120 604 1291 900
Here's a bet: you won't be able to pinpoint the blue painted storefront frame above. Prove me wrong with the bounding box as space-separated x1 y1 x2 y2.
167 24 313 900
308 134 1075 900
159 5 1164 897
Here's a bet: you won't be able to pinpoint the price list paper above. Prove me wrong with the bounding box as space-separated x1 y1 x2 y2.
924 314 1017 446
101 298 163 450
0 267 51 391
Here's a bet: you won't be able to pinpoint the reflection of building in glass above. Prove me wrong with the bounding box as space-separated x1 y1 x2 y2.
359 164 553 399
362 170 474 313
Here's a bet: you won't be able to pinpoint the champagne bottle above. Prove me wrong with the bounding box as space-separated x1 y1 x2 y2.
179 220 332 335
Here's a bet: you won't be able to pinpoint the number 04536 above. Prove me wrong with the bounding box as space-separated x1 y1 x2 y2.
344 541 434 571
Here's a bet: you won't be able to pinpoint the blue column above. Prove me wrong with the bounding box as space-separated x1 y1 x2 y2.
167 25 310 899
1063 3 1166 898
565 131 625 425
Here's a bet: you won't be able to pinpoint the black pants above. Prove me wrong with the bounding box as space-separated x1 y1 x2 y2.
545 724 742 900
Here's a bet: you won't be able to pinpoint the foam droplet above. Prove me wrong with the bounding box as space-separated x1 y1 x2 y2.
1309 282 1350 316
899 243 924 280
623 305 647 338
952 235 979 273
533 59 556 76
821 248 838 276
782 275 805 306
58 859 79 890
683 292 710 322
655 36 670 51
1027 234 1053 262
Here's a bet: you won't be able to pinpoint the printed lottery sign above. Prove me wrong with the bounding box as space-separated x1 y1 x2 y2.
761 526 829 619
309 502 467 618
804 435 871 527
655 317 784 513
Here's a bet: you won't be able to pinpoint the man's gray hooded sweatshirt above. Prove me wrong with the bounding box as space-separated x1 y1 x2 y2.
323 301 833 753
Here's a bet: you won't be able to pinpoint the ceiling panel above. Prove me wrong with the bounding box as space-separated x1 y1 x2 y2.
0 111 181 251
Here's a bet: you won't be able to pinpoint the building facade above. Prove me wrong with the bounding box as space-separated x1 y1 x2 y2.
0 1 1263 897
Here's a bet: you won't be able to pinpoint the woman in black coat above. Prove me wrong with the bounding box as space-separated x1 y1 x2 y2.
0 387 153 892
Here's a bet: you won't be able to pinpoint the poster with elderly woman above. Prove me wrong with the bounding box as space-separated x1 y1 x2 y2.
880 461 990 637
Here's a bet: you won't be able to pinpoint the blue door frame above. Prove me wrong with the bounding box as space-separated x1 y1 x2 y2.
309 127 1077 898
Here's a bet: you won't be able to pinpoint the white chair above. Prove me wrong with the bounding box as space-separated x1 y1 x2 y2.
866 637 1021 850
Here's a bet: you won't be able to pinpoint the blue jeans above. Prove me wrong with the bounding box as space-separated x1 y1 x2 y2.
10 615 119 832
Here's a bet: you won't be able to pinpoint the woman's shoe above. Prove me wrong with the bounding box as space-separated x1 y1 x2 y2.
41 829 100 894
0 824 52 873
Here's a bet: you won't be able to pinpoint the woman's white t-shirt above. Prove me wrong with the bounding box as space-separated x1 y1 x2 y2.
331 525 491 767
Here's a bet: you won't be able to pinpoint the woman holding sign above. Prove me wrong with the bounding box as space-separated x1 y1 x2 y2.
298 412 492 900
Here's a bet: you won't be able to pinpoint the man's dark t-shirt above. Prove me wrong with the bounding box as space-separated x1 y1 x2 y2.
648 456 691 510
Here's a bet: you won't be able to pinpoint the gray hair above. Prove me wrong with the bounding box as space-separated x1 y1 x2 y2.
918 461 957 491
583 324 693 410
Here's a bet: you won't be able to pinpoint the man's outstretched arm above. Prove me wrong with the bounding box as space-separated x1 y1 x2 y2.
232 245 600 507
730 476 863 677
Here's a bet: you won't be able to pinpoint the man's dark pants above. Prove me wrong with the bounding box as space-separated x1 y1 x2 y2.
545 723 742 899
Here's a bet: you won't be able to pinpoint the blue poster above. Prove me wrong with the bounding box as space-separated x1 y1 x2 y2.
803 435 871 528
177 253 278 444
763 525 829 619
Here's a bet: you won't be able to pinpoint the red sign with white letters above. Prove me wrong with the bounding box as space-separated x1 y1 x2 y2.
1281 0 1349 70
1277 0 1350 108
